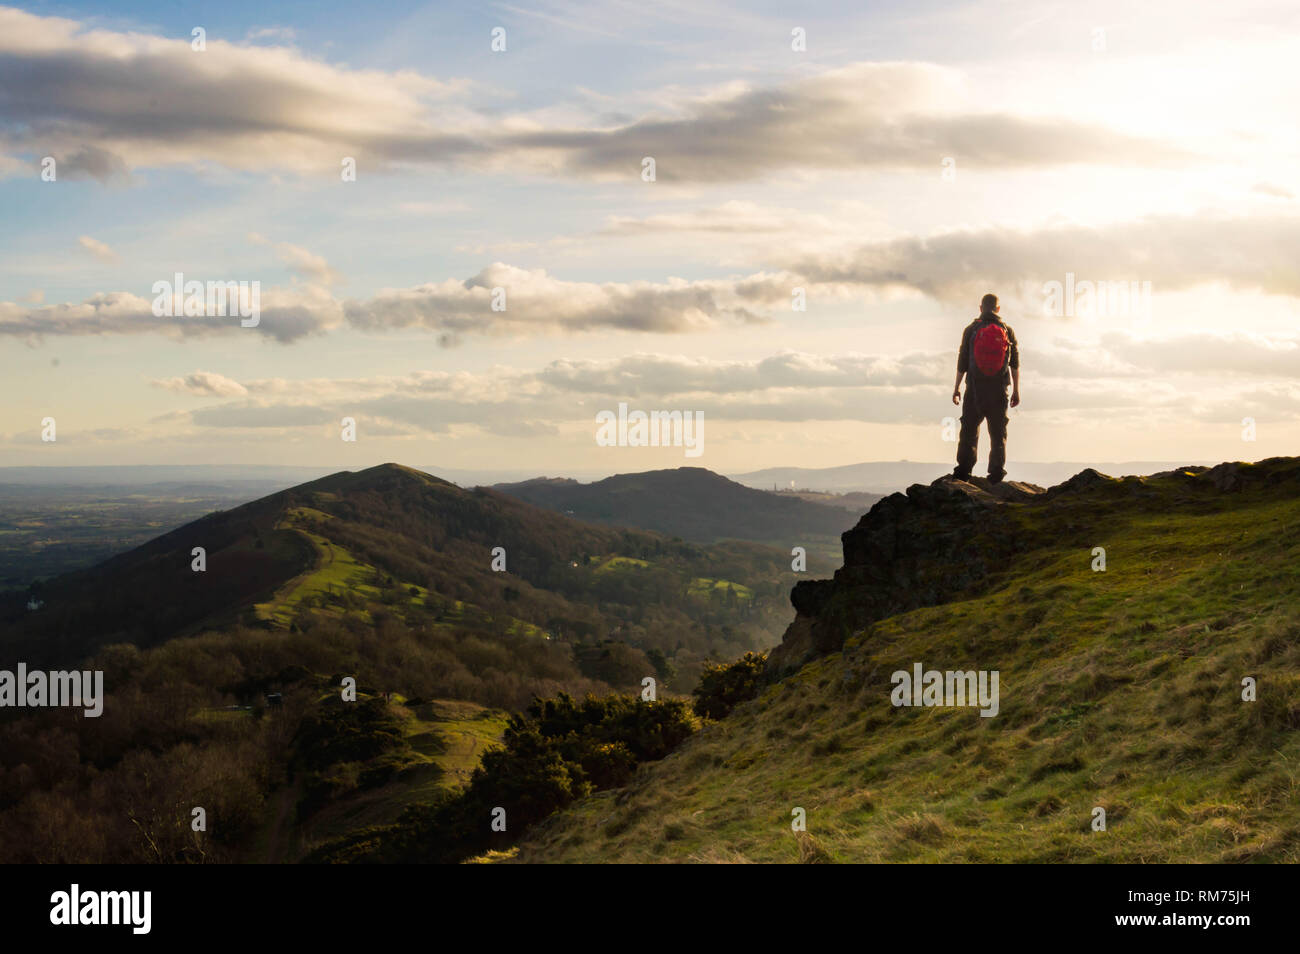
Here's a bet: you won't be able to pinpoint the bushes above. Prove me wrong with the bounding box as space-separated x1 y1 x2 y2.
692 651 768 720
306 691 698 863
442 694 696 857
292 697 408 772
292 697 413 819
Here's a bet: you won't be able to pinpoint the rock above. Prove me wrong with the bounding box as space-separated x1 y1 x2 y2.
1204 462 1245 492
764 456 1300 681
1149 465 1210 480
1044 467 1116 500
790 578 835 616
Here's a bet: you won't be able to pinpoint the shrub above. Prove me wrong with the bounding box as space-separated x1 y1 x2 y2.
692 651 767 720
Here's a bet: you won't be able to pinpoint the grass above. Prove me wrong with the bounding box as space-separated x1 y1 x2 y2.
688 577 754 602
254 509 379 626
278 695 509 861
595 556 651 573
509 465 1300 863
251 509 554 642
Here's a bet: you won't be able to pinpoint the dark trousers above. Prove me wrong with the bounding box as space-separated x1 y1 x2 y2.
956 379 1008 478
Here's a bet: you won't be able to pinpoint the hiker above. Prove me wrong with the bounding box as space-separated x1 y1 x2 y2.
951 293 1020 484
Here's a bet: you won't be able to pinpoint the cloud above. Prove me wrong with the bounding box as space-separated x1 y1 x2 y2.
50 145 131 183
523 63 1192 182
536 351 945 394
0 284 343 343
0 6 476 178
191 403 335 428
8 209 1300 345
788 214 1300 304
1251 182 1294 199
153 370 249 397
133 316 1300 448
342 263 777 338
249 233 342 286
0 9 1190 183
77 235 118 263
1100 331 1300 377
0 263 777 343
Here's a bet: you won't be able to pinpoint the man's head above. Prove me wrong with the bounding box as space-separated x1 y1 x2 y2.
980 293 999 315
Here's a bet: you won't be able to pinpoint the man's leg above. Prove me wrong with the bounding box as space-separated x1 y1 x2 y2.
954 390 983 478
984 385 1010 482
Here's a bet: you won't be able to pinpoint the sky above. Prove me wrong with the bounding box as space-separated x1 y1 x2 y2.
1 0 1298 476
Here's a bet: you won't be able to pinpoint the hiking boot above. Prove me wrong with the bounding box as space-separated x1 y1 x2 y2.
987 470 1006 485
952 467 972 480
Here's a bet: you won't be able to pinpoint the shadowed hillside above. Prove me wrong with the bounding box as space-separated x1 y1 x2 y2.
1 463 797 672
493 467 855 549
505 458 1300 863
0 463 808 863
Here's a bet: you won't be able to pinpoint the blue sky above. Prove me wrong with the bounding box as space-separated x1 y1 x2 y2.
2 1 1298 474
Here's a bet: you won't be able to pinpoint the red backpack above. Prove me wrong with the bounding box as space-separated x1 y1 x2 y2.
971 319 1010 376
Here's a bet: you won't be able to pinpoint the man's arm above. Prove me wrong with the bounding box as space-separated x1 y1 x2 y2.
1008 326 1021 407
953 325 970 404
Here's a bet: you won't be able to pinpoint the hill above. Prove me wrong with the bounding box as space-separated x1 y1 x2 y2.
0 462 814 863
507 458 1300 862
775 489 884 513
2 463 798 681
493 467 854 552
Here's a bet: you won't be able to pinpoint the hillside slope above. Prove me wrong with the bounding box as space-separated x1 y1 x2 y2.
0 464 804 862
493 467 854 547
1 463 796 672
510 458 1300 862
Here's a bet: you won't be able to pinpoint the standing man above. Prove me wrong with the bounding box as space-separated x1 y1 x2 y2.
952 293 1020 484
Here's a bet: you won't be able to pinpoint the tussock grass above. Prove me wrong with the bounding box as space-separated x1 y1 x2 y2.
509 468 1300 863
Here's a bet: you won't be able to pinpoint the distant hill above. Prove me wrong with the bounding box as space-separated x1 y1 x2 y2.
509 458 1300 862
776 489 884 512
493 467 858 546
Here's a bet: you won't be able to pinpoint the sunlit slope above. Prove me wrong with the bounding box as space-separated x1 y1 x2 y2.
512 459 1300 862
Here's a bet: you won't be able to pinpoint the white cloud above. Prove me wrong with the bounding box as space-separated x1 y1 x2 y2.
342 263 778 339
790 214 1300 304
0 8 1192 183
153 370 250 397
249 233 342 286
77 235 118 264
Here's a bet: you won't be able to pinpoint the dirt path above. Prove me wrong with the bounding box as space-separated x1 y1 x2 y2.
263 782 299 863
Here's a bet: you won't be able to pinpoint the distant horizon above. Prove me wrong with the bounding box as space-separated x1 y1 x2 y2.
0 455 1234 494
0 456 1230 473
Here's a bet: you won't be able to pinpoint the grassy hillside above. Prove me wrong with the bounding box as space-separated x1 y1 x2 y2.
508 459 1300 862
2 463 800 682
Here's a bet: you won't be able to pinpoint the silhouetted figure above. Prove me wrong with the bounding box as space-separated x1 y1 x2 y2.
952 294 1020 483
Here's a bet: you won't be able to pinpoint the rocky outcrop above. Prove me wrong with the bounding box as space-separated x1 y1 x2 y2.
767 474 1044 676
765 457 1300 678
